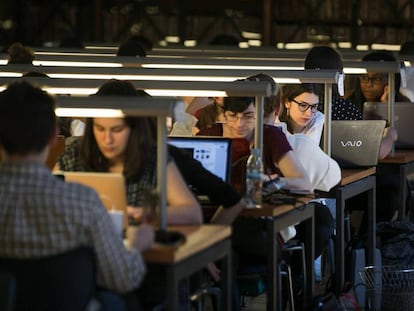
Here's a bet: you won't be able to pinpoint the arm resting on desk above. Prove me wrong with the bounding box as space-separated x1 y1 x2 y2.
379 127 398 159
210 198 245 225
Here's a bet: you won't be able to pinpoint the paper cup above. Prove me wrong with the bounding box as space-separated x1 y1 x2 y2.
108 210 124 237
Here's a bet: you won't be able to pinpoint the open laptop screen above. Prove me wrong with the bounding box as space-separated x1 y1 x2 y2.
331 120 386 168
364 101 414 149
168 136 232 183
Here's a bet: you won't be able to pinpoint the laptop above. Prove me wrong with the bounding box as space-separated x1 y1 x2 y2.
57 172 128 229
330 120 386 168
168 136 232 182
363 101 414 149
168 136 232 203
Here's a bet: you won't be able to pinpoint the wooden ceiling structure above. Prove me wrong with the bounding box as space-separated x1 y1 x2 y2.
1 0 414 48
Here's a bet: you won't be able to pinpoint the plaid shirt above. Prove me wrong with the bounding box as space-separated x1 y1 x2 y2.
0 161 146 293
58 139 158 207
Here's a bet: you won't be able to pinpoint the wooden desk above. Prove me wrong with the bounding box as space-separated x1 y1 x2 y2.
239 198 315 311
322 167 376 295
143 224 232 311
378 149 414 220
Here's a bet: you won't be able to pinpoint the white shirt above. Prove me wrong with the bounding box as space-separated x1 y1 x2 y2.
286 133 341 192
275 111 324 145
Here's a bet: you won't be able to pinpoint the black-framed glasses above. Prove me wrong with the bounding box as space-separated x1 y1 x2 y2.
359 75 386 85
290 99 319 113
224 112 255 122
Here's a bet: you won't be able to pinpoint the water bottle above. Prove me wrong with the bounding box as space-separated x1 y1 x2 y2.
245 148 263 208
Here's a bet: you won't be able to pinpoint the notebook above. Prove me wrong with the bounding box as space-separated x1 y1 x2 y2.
330 120 386 168
168 136 232 183
363 101 414 149
168 136 232 203
58 172 128 229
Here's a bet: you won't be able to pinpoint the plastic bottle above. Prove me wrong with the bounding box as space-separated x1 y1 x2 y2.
245 148 263 208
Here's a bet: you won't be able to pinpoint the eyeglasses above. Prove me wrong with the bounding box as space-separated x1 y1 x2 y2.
224 112 255 122
359 75 386 85
290 99 319 113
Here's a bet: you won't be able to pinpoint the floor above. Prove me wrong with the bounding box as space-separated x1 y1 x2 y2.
199 264 330 311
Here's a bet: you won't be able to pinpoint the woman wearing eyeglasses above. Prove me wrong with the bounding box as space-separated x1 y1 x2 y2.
346 51 410 112
277 83 324 145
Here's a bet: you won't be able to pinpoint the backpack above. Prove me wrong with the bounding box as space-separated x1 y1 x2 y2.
376 220 414 266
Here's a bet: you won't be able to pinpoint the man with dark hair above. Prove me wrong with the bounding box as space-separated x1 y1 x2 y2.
0 81 153 309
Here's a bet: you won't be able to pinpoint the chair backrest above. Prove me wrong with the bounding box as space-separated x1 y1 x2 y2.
0 247 96 311
46 135 65 169
0 271 16 311
230 138 250 194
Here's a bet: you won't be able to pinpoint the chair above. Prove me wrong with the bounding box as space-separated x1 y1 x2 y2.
188 270 221 311
0 247 96 311
0 271 16 311
237 240 307 311
46 135 65 169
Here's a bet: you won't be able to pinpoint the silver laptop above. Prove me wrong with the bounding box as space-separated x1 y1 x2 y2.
364 102 414 149
331 120 386 168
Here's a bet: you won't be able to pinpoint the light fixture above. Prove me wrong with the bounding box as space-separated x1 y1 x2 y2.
184 40 197 47
0 77 274 97
371 43 401 51
284 42 313 49
33 60 122 68
0 64 339 84
338 42 352 49
242 31 262 39
356 45 370 51
55 108 124 117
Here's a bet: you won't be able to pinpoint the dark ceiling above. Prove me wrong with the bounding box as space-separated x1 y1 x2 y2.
1 0 414 48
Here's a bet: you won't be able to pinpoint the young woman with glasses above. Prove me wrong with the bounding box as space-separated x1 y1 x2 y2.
277 83 324 145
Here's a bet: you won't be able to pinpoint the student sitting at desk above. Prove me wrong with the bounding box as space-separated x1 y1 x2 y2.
197 96 311 191
56 80 202 226
277 83 323 145
304 45 363 121
57 80 245 310
197 95 335 307
170 96 226 136
0 81 154 310
347 51 410 111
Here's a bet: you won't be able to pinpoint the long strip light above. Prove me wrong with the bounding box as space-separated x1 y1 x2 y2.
55 108 124 117
0 64 340 85
0 77 273 97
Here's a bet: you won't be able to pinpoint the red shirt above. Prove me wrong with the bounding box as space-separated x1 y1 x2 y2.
197 123 292 193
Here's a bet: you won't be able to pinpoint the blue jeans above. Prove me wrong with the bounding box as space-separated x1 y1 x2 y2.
96 290 127 311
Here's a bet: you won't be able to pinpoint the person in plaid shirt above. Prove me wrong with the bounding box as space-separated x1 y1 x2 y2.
0 81 154 309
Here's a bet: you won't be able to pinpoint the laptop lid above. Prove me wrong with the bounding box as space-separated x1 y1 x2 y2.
364 101 414 149
168 136 232 183
58 172 128 228
331 120 386 168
